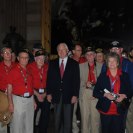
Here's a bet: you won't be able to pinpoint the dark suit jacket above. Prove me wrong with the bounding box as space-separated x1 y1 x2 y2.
46 57 80 104
93 71 133 114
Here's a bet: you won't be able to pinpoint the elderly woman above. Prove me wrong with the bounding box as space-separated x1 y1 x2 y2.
93 52 132 133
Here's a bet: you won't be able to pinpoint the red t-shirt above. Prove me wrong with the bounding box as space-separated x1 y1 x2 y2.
0 61 16 91
27 62 48 89
7 64 33 95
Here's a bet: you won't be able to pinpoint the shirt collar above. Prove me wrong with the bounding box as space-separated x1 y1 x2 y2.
106 68 122 77
59 56 68 68
59 56 68 63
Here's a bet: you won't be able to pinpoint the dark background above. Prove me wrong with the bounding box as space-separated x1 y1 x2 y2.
51 0 133 53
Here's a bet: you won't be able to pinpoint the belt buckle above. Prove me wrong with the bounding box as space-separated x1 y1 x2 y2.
39 88 44 94
24 92 30 98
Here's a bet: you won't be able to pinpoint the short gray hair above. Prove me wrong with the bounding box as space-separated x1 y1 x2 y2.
57 43 69 51
1 47 12 54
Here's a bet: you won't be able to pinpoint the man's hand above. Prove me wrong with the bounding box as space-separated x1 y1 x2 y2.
86 81 93 88
47 94 52 102
34 101 37 110
9 103 14 113
37 94 44 102
71 96 78 104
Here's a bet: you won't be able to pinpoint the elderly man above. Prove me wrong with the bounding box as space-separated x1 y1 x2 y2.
7 49 35 133
0 47 16 133
46 43 80 133
79 47 102 133
71 44 86 133
28 49 50 133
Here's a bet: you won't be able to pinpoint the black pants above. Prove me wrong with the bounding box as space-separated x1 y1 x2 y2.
34 96 51 133
100 113 126 133
54 96 74 133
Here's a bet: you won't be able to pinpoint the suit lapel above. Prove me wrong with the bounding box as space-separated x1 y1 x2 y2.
55 58 61 79
105 75 111 91
62 57 70 79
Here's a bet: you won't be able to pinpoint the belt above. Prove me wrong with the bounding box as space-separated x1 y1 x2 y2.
0 89 6 93
14 94 32 98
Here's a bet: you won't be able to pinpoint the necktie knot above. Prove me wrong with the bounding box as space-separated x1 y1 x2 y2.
61 59 64 64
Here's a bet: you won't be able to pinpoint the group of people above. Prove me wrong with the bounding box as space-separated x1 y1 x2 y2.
0 41 133 133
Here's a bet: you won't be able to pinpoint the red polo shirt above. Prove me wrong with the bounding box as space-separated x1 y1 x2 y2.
72 56 86 64
7 64 33 95
0 61 16 91
27 62 48 89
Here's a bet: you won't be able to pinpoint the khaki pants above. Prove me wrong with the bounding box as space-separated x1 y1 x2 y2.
10 95 34 133
126 97 133 133
72 102 79 133
0 123 7 133
79 89 100 133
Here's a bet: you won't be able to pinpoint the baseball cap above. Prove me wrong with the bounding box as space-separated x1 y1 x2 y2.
85 47 95 53
95 48 104 53
110 41 122 49
35 49 47 57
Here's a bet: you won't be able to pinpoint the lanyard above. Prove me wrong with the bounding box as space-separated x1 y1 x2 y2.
38 67 44 87
109 76 118 92
18 65 28 89
4 64 12 75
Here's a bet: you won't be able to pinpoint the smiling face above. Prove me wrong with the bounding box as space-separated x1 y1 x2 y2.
96 52 104 63
106 52 120 70
1 48 12 61
85 51 96 64
72 45 82 58
108 57 118 70
17 52 29 68
35 55 45 67
57 43 69 59
110 47 123 57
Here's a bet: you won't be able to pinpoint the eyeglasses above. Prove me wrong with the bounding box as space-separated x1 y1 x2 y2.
19 56 29 59
111 48 120 51
75 50 82 52
3 51 12 55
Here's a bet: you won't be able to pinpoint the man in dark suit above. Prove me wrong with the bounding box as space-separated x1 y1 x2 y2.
46 43 80 133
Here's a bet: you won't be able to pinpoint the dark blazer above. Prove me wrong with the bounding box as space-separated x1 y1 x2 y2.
93 71 133 114
46 57 80 104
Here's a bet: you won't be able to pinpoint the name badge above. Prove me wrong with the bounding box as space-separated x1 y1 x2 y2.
24 92 30 97
39 88 44 93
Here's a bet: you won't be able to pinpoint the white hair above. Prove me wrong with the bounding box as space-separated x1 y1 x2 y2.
57 43 69 51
